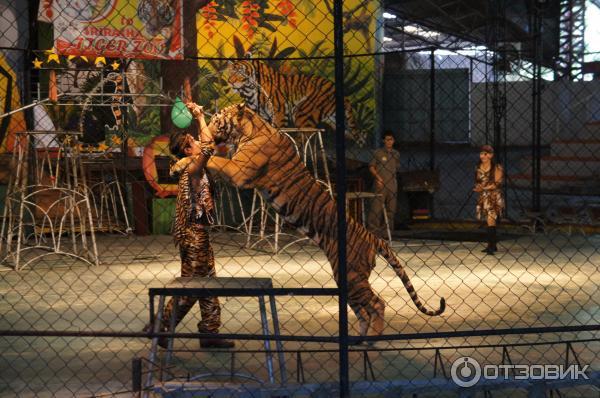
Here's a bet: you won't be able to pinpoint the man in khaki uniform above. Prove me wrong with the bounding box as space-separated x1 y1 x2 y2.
368 131 401 237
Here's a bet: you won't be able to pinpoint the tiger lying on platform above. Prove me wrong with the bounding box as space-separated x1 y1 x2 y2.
172 103 445 339
226 59 365 146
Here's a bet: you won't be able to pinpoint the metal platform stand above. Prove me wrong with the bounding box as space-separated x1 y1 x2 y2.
210 177 251 235
145 277 288 397
81 157 132 235
279 128 332 197
346 192 392 243
0 131 99 270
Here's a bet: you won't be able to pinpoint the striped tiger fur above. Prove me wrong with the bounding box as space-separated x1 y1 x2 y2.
226 60 365 147
173 104 445 338
162 223 221 334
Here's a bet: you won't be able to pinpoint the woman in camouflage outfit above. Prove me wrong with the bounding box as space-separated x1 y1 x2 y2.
474 145 504 255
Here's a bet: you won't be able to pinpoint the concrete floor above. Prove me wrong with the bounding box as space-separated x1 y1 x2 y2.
1 230 599 397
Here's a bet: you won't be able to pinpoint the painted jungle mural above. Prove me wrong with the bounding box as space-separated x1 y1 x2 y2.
29 0 379 155
195 0 378 147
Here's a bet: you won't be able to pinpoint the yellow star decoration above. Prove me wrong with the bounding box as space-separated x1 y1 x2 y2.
67 55 89 63
110 60 120 70
32 58 43 69
111 135 122 146
97 143 109 152
95 56 107 66
45 48 60 64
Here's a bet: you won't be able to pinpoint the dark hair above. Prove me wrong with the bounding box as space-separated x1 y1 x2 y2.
383 130 395 139
477 144 497 178
169 131 189 159
480 144 494 154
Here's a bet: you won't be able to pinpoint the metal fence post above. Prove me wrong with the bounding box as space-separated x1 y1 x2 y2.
132 357 142 398
429 49 436 172
333 0 349 396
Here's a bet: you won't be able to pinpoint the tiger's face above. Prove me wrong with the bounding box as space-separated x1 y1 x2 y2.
226 61 255 90
208 104 246 145
137 0 176 36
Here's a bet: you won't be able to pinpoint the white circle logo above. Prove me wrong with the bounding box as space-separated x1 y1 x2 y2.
451 356 482 388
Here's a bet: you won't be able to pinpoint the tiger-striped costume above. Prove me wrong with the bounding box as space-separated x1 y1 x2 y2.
160 153 221 334
173 104 445 338
227 60 365 146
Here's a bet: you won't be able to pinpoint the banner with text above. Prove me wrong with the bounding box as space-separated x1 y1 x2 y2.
38 0 183 60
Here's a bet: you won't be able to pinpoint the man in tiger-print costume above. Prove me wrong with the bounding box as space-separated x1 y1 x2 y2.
145 106 234 349
173 103 445 342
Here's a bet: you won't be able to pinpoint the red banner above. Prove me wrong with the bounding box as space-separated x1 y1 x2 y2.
38 0 183 60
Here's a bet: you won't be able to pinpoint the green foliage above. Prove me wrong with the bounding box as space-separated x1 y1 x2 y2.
233 35 247 57
196 5 376 145
131 107 161 144
138 60 160 86
217 1 237 19
353 101 374 134
206 40 229 72
296 0 319 18
45 102 82 130
196 64 241 110
78 71 102 94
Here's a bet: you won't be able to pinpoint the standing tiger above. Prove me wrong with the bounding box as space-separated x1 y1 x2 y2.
173 103 445 339
226 60 366 146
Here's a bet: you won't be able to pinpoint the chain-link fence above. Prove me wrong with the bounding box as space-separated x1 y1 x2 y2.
0 0 599 397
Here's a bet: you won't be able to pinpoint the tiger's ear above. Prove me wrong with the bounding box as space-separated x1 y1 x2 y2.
244 51 252 59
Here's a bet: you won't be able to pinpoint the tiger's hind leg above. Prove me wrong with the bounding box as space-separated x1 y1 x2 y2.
347 279 386 342
347 302 370 346
354 307 371 339
367 294 386 339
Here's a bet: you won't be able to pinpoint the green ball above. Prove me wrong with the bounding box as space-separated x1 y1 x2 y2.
171 97 193 129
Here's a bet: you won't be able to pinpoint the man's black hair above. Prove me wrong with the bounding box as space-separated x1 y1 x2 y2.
169 131 189 159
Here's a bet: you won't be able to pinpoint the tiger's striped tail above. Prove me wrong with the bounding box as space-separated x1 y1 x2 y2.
377 239 446 316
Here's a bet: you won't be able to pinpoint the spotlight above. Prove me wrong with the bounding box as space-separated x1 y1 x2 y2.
383 12 397 19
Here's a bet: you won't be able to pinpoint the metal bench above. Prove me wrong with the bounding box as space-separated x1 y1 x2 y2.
146 277 287 391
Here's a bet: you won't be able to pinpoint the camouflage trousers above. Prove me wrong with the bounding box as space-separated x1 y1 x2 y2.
161 225 221 333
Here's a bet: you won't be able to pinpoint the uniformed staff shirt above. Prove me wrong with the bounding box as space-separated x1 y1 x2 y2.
370 148 401 186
